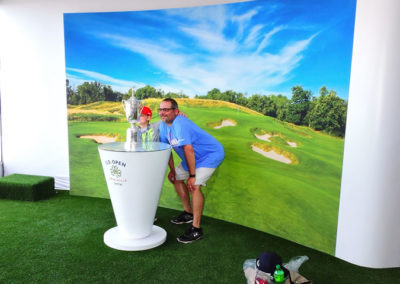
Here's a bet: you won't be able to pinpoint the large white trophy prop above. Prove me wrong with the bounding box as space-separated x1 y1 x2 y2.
98 89 171 251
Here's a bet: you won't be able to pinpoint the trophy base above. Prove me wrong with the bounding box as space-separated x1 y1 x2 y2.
124 141 139 151
104 226 167 251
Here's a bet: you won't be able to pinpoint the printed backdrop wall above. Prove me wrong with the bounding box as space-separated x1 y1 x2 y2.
65 0 356 254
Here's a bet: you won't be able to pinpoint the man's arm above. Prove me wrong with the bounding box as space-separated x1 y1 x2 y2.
183 144 196 192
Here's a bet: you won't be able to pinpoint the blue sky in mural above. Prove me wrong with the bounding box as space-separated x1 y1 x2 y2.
64 0 356 98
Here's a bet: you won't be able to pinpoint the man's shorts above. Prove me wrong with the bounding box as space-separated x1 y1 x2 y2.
175 162 217 186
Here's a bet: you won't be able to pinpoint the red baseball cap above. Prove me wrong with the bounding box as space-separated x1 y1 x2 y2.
141 106 152 118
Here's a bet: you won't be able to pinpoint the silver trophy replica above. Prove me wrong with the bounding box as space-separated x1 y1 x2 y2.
122 87 143 150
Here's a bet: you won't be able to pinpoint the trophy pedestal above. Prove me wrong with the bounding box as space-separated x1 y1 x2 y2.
98 142 171 251
104 226 166 251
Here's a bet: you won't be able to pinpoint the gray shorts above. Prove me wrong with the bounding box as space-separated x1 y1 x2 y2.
175 163 217 186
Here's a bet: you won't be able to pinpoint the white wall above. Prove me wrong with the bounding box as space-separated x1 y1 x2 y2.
1 0 400 268
0 0 241 189
0 1 70 188
335 0 400 268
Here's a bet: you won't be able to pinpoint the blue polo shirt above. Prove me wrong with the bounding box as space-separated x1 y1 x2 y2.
160 116 224 170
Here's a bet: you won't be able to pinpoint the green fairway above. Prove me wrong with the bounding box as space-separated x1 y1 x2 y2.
68 99 344 254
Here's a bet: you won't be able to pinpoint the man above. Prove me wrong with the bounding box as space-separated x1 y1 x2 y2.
159 98 225 243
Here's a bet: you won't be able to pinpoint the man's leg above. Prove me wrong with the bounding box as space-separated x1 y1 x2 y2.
191 185 204 228
176 184 204 243
174 180 192 213
176 168 217 243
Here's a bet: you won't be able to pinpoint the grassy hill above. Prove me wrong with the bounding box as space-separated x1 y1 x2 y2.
68 99 344 254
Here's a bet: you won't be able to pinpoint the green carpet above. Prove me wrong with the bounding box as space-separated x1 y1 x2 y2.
0 191 398 283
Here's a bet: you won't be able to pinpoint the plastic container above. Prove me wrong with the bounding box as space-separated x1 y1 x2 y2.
283 255 309 273
255 269 273 284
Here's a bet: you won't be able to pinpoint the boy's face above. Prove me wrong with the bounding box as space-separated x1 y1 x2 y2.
139 114 151 125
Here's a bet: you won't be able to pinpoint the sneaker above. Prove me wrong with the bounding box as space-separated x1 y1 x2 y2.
170 211 193 224
177 226 203 244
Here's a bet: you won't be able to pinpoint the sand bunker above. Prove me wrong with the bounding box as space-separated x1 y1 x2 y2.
255 133 297 148
80 135 117 144
255 133 272 142
214 120 236 129
251 145 292 164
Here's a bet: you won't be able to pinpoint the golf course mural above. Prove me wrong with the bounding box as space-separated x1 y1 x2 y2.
64 0 356 254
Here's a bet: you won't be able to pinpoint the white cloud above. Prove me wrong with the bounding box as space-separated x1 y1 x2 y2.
232 8 259 40
255 25 286 53
164 5 227 32
244 24 264 47
90 6 317 97
179 26 237 53
66 68 144 93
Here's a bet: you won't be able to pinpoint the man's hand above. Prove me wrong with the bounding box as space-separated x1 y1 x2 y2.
178 110 187 117
168 169 176 184
186 177 196 192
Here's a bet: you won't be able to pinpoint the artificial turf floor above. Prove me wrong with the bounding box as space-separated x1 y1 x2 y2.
0 191 399 283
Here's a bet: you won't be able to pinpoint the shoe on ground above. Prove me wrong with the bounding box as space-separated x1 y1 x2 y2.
177 226 203 244
170 211 193 224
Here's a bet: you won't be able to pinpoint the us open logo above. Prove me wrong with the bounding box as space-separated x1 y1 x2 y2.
110 165 122 178
105 160 127 186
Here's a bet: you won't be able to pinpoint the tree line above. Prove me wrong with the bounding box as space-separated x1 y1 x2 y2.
66 80 188 105
195 86 347 137
66 80 347 137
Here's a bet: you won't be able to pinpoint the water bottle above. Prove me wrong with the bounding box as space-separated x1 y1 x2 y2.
273 264 285 283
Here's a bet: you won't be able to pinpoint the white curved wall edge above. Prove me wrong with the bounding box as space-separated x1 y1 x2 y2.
336 0 400 268
0 0 245 189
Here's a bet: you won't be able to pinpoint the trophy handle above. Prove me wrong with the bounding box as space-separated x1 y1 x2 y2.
121 100 126 112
